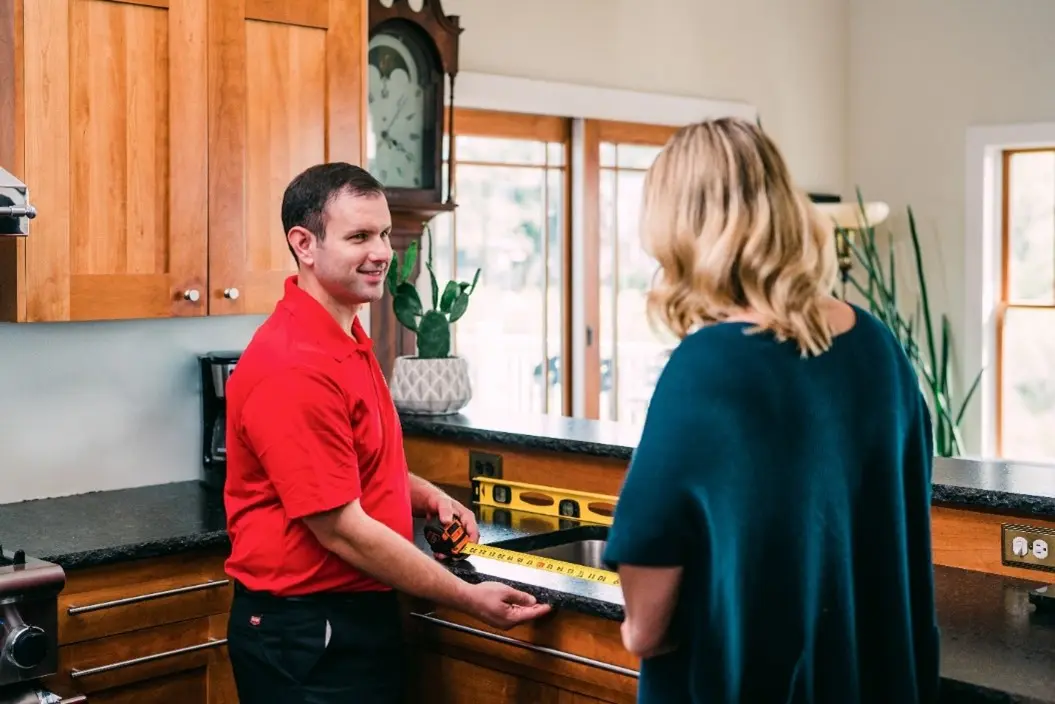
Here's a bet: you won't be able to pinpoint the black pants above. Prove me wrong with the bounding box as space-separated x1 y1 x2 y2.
227 582 406 704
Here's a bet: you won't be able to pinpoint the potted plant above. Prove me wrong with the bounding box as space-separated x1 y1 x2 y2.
385 224 481 415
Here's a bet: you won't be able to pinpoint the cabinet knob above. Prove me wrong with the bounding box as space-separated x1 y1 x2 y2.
183 289 200 303
224 288 240 300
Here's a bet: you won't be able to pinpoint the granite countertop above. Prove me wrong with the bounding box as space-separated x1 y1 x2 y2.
2 480 1053 702
400 408 1055 519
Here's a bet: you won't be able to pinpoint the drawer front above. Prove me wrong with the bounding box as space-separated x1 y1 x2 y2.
406 603 638 700
46 614 230 699
59 550 232 645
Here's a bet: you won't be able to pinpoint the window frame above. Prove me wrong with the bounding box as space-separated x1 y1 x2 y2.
446 107 574 415
581 119 679 420
995 146 1055 457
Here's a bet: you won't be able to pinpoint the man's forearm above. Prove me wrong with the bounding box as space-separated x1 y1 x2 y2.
318 505 472 608
408 473 444 515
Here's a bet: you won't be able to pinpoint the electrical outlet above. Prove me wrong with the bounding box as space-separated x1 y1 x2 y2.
468 450 503 480
1001 524 1055 573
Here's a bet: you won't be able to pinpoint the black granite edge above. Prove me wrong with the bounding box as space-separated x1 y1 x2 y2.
932 484 1055 520
43 531 231 571
932 457 1055 519
441 561 624 622
398 410 636 461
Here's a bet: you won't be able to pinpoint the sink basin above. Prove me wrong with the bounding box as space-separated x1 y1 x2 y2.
524 539 608 570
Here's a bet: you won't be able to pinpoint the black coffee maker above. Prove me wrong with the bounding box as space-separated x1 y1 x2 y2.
199 351 241 491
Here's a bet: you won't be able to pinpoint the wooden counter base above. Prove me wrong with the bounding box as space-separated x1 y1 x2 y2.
402 598 638 704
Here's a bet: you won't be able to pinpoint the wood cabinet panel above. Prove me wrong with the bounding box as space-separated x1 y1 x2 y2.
0 0 367 323
58 549 231 645
44 550 238 704
406 603 638 703
207 0 366 317
413 652 617 704
18 0 208 322
46 613 235 704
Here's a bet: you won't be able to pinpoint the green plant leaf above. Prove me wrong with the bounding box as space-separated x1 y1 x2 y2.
425 261 440 310
400 241 418 286
449 291 470 322
393 281 423 332
417 310 451 358
439 281 458 313
468 268 481 294
956 369 985 427
386 252 400 295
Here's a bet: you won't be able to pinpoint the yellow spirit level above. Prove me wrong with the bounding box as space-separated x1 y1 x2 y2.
471 477 618 526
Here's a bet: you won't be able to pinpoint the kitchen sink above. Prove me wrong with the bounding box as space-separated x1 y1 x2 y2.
524 539 608 570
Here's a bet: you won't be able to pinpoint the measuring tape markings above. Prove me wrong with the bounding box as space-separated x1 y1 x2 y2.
424 514 622 587
457 542 622 587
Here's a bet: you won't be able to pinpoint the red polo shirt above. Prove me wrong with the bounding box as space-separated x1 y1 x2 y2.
223 276 412 596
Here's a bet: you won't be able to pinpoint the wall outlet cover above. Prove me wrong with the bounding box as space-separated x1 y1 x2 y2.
468 449 503 480
1001 523 1055 573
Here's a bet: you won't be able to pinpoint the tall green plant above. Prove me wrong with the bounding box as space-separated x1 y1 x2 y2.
836 189 983 456
386 224 481 359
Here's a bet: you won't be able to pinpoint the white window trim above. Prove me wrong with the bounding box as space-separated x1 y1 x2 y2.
446 72 757 417
452 71 757 125
964 122 1055 456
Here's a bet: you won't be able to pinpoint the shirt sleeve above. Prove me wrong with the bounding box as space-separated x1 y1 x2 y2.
603 347 699 570
239 367 362 519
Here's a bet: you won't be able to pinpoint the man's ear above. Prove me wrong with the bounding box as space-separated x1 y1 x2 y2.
287 226 315 266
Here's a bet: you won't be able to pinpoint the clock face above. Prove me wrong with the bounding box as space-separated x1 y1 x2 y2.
367 31 432 189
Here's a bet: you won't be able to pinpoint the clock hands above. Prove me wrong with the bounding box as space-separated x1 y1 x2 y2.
378 94 417 159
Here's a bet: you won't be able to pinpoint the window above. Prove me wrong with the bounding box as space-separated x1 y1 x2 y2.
430 109 684 423
998 148 1055 461
433 109 572 415
585 121 679 424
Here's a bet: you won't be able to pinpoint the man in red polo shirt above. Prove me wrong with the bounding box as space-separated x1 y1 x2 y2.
223 163 551 703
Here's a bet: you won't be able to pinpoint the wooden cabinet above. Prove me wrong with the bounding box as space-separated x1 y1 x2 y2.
43 548 237 704
0 0 367 323
403 602 639 704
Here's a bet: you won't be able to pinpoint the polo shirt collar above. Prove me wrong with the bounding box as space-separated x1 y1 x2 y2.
280 275 373 358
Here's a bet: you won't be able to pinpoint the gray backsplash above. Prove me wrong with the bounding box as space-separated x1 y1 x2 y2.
0 315 267 504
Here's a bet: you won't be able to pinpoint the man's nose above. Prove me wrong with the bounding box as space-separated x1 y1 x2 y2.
367 237 393 262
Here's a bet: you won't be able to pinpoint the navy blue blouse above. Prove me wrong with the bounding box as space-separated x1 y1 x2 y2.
604 305 939 704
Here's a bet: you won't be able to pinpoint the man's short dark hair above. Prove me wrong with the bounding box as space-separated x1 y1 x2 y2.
281 162 385 260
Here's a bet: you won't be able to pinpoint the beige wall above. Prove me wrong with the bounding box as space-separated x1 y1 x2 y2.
848 0 1055 452
445 0 849 194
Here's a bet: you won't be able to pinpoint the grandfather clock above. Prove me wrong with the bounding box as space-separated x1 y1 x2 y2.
366 0 462 377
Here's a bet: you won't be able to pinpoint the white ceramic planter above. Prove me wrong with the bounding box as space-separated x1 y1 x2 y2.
389 355 473 415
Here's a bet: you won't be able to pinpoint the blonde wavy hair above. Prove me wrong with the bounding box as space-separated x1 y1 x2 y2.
640 117 839 357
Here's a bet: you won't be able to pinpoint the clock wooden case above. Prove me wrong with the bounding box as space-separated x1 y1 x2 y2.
367 0 461 240
366 0 462 376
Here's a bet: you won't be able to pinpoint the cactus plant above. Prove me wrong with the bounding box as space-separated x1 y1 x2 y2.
386 223 481 359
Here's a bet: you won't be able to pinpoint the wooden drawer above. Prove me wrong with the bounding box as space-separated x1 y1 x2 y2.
59 550 233 645
406 603 639 702
45 614 235 703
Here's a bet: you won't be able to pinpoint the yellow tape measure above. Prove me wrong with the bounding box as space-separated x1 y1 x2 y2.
472 477 618 526
423 518 621 587
456 541 621 587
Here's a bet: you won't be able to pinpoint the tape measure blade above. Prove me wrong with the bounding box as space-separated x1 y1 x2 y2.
461 543 620 587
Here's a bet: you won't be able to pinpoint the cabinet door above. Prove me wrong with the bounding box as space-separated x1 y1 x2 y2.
20 0 209 322
207 0 367 316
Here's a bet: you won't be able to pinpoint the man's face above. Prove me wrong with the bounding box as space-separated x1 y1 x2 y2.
298 191 393 306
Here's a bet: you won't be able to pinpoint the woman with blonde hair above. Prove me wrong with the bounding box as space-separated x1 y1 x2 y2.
602 117 939 704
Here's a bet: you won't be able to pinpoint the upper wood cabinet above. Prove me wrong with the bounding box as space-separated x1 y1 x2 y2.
0 0 367 323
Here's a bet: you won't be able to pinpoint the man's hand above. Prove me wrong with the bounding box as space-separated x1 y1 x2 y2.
423 489 480 547
466 582 552 630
